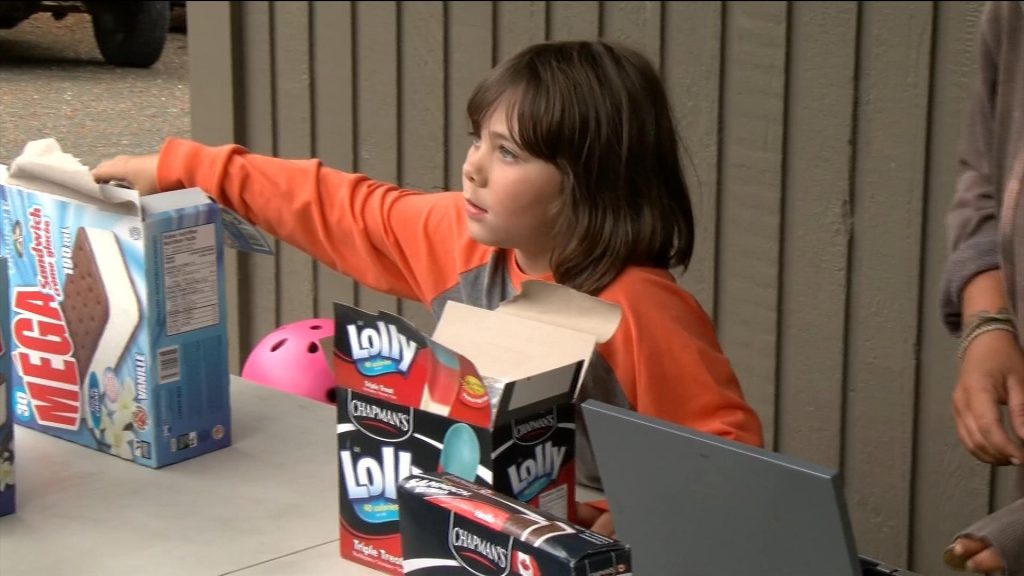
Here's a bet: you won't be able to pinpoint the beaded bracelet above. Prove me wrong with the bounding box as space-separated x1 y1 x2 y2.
958 313 1019 361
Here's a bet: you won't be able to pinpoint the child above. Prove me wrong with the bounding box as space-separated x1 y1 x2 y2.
93 40 764 536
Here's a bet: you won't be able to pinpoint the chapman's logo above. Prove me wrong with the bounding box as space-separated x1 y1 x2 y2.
448 513 512 576
512 410 558 445
348 395 413 442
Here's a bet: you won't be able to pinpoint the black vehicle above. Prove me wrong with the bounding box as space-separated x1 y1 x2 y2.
0 1 172 68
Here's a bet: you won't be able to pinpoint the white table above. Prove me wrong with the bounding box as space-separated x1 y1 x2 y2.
0 376 379 576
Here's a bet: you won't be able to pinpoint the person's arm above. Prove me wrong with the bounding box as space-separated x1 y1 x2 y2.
941 1 1003 335
95 138 476 303
601 274 764 449
942 2 1024 466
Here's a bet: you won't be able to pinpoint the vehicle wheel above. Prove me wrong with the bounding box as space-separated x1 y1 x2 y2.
88 1 170 68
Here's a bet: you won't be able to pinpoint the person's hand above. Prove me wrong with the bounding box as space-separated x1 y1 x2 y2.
575 501 615 537
945 536 1005 573
92 153 161 195
954 328 1024 465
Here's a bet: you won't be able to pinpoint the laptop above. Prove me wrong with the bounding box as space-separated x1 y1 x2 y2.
581 400 922 575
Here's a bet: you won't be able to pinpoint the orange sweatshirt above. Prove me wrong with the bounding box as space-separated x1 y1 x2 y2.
157 137 765 487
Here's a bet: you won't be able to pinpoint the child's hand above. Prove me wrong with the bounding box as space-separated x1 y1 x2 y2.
945 536 1005 573
576 501 616 538
92 153 161 195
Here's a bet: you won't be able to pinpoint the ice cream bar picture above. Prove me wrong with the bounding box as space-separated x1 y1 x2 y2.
438 422 480 482
420 341 463 416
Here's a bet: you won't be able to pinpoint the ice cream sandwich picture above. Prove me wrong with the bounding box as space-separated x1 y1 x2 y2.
60 227 141 431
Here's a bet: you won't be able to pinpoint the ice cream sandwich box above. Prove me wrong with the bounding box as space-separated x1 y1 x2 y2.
334 281 621 574
398 472 632 576
0 255 14 516
0 139 238 468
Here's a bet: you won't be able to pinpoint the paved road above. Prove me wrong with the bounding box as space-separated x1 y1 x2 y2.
0 12 190 169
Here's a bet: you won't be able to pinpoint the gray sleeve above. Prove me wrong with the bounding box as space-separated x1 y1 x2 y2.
941 1 1003 335
942 224 999 335
956 496 1024 576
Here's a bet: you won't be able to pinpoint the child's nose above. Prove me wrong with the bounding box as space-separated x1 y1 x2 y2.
462 151 486 187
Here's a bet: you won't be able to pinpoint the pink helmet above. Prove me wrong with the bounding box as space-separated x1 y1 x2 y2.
241 318 337 404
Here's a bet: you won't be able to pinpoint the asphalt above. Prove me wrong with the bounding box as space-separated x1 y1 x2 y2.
0 12 190 169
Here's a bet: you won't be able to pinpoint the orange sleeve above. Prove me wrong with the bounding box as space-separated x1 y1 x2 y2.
598 270 764 448
156 137 479 303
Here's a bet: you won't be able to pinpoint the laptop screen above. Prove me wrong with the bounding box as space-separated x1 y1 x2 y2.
581 400 862 576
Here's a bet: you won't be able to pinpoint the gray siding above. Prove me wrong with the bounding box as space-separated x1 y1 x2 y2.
187 2 994 573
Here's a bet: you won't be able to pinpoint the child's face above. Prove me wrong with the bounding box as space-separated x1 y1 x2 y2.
462 99 563 272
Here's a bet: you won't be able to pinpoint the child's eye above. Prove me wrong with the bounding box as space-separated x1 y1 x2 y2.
498 146 519 161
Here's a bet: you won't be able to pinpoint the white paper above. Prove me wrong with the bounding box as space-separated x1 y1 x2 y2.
5 139 140 214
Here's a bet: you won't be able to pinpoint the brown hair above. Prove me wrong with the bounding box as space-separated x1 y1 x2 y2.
466 40 694 295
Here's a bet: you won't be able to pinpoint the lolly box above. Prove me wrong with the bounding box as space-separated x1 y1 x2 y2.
334 281 621 574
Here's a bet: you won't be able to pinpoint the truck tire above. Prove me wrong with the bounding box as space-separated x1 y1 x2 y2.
88 1 169 68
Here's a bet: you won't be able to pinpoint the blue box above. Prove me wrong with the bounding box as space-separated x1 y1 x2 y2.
0 169 232 468
0 256 14 516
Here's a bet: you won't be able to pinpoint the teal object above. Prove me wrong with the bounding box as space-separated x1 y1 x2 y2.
430 341 462 369
439 423 480 482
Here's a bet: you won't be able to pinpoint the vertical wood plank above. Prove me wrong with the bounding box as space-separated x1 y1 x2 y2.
495 2 546 62
775 1 857 471
311 1 358 320
844 1 933 565
354 1 401 315
238 1 279 355
662 1 722 318
398 0 446 333
187 1 240 147
548 1 599 41
715 1 788 450
993 468 1024 516
913 4 989 573
272 1 316 324
446 1 494 190
599 1 661 65
186 0 242 372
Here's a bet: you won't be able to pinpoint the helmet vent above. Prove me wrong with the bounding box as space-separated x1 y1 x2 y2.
270 338 288 352
308 342 321 354
310 324 324 331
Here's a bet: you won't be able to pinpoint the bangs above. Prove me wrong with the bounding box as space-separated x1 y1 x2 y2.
466 51 576 165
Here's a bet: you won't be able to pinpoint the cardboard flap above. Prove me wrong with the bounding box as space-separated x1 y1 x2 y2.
4 139 140 217
497 281 621 344
432 301 596 385
493 362 579 425
139 187 214 216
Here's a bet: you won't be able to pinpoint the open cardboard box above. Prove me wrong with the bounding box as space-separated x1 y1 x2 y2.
0 139 250 468
334 281 620 574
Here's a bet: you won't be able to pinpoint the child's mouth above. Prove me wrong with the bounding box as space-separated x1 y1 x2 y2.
465 199 487 217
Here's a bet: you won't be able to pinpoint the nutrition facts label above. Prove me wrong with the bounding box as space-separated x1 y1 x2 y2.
538 483 568 520
162 224 219 336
